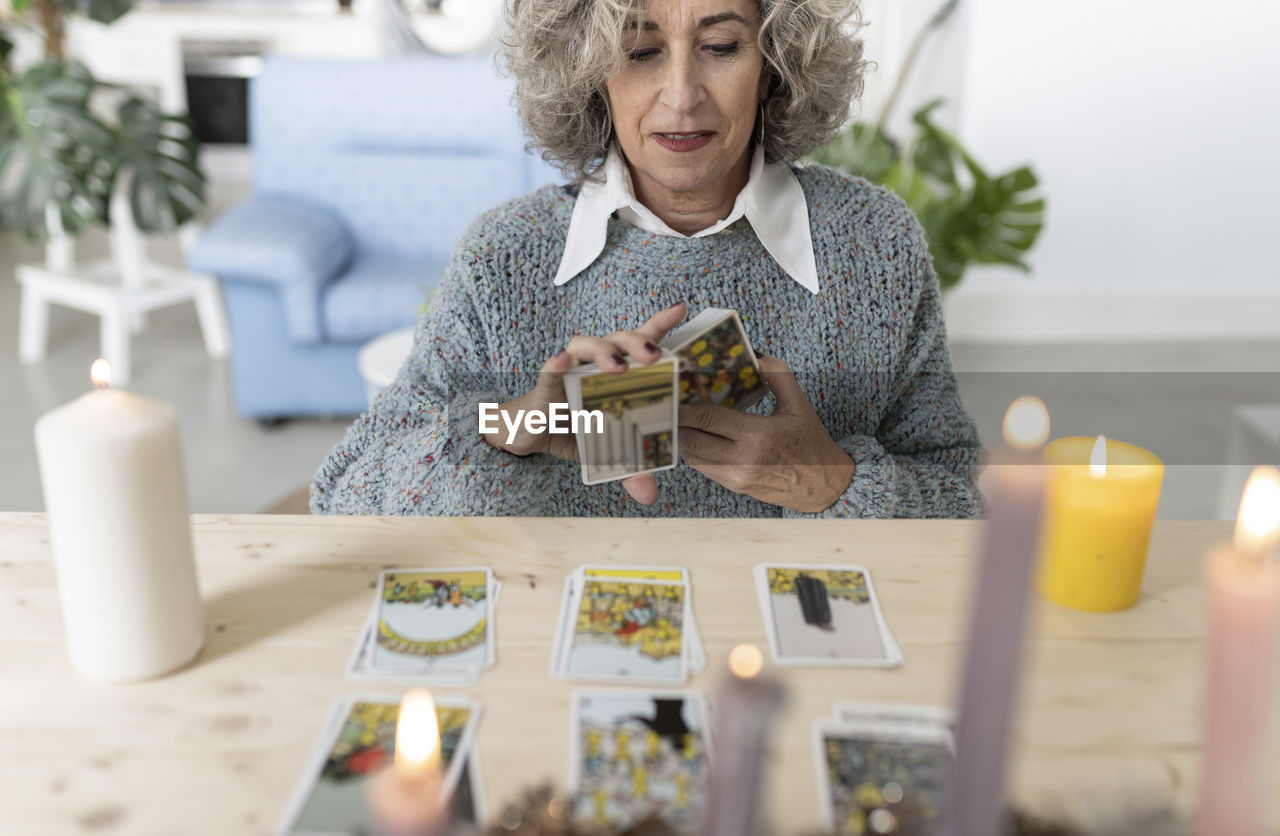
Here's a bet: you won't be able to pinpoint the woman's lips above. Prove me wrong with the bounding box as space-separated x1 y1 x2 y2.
652 132 715 152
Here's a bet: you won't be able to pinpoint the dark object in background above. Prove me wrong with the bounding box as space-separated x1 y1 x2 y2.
796 573 834 630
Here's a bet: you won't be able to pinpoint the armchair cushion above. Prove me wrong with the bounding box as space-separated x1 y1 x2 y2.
189 195 354 343
321 251 446 343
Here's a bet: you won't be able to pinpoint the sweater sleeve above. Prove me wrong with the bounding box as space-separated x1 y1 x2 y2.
309 239 546 516
785 212 984 520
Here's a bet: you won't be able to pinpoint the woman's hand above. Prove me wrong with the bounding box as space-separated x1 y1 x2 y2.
482 301 689 505
677 356 856 513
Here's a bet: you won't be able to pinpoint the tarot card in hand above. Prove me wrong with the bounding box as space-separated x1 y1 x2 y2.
560 576 688 683
359 569 495 678
569 691 711 832
813 719 952 836
276 694 481 836
660 308 767 411
564 353 679 485
754 564 902 667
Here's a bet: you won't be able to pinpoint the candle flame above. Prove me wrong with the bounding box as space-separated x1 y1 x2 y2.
1089 435 1107 477
395 689 441 773
728 643 763 679
1002 396 1049 451
90 359 112 389
1234 466 1280 556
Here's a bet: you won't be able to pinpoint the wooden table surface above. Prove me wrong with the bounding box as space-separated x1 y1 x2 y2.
0 515 1259 834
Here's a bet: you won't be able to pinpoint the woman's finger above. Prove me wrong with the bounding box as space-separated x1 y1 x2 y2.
533 349 575 401
622 474 659 505
600 330 664 364
565 335 631 372
678 425 736 464
635 301 688 343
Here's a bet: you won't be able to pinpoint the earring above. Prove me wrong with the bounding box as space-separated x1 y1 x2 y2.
757 103 766 148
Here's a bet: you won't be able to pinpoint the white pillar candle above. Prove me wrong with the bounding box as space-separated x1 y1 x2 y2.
34 360 203 681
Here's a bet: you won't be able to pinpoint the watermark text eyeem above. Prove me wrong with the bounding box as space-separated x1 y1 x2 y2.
479 403 604 444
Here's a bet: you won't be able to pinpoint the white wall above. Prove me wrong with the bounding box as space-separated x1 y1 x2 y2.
860 0 1280 341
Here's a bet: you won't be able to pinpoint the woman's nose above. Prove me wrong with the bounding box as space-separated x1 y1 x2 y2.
657 50 705 114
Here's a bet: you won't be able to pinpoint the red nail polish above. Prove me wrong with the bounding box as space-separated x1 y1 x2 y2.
612 353 626 366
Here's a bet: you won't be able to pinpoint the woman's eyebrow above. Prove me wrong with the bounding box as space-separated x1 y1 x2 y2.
697 11 750 28
624 11 751 31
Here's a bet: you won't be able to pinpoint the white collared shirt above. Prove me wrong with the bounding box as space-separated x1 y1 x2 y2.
553 144 821 294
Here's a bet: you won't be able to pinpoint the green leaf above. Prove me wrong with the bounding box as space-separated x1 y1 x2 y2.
0 60 114 240
810 97 1047 289
85 0 133 24
53 0 132 23
112 95 206 231
808 122 899 183
9 0 34 13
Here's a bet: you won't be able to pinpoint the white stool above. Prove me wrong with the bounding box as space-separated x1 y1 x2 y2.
358 327 416 406
16 188 231 385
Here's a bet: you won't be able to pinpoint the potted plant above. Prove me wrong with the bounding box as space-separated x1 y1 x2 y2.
810 0 1045 289
0 0 206 241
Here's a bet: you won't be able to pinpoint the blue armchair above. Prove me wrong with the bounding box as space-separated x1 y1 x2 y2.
189 56 557 418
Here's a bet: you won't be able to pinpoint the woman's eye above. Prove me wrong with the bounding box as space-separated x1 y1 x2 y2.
627 48 660 62
705 42 740 56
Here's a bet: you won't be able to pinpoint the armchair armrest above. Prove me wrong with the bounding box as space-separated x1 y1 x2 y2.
188 195 354 344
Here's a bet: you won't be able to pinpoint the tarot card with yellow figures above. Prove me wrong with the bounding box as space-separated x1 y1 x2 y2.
372 569 493 672
753 564 903 668
565 579 687 683
276 693 481 836
811 719 952 836
660 308 767 411
569 691 711 832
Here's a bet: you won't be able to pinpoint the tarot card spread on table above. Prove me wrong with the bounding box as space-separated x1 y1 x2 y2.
813 720 952 836
278 694 481 836
754 564 903 667
569 691 711 832
347 568 500 684
567 579 686 682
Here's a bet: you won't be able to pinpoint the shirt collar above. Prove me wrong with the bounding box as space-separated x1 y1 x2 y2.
553 144 820 294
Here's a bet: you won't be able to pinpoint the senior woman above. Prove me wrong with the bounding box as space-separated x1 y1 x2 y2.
311 0 983 518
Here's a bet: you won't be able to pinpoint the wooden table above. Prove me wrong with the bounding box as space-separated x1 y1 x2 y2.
0 515 1253 834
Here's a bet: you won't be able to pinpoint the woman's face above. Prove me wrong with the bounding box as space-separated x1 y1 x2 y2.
605 0 764 210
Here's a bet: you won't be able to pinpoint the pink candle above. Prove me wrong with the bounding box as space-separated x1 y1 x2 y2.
946 397 1050 836
702 644 786 836
366 689 451 836
1198 466 1280 836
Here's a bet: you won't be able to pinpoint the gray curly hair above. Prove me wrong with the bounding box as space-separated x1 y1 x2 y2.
500 0 866 183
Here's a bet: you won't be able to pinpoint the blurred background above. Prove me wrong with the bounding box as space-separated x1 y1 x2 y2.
1 0 1277 517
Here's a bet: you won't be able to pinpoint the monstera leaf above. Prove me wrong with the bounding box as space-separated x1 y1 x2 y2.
58 0 133 25
811 98 1045 289
111 96 206 231
808 122 898 183
0 60 115 239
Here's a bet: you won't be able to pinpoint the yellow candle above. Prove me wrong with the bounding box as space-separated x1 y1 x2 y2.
1037 435 1164 611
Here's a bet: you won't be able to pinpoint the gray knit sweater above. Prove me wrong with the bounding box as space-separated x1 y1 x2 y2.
311 163 983 518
